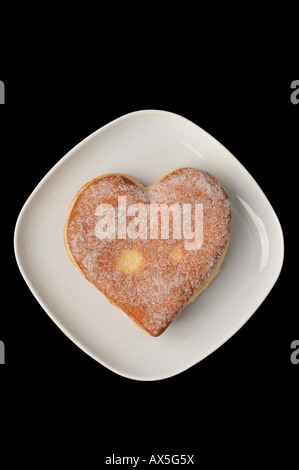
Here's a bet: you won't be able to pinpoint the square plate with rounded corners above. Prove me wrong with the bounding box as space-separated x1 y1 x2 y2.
14 110 284 381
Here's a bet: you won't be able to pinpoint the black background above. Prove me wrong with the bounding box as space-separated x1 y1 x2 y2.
1 6 298 467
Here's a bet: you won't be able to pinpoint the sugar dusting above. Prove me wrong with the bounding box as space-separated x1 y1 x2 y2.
66 168 232 336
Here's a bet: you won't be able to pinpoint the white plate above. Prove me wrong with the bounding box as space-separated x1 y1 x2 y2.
14 110 284 381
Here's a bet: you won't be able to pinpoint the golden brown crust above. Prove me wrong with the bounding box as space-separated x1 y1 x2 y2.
64 168 231 336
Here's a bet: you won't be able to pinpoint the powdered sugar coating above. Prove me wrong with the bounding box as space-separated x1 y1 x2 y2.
65 168 232 336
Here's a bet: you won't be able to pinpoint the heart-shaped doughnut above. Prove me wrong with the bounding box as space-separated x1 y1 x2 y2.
64 168 231 336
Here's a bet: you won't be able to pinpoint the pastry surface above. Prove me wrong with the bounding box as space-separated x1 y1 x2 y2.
64 168 231 336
